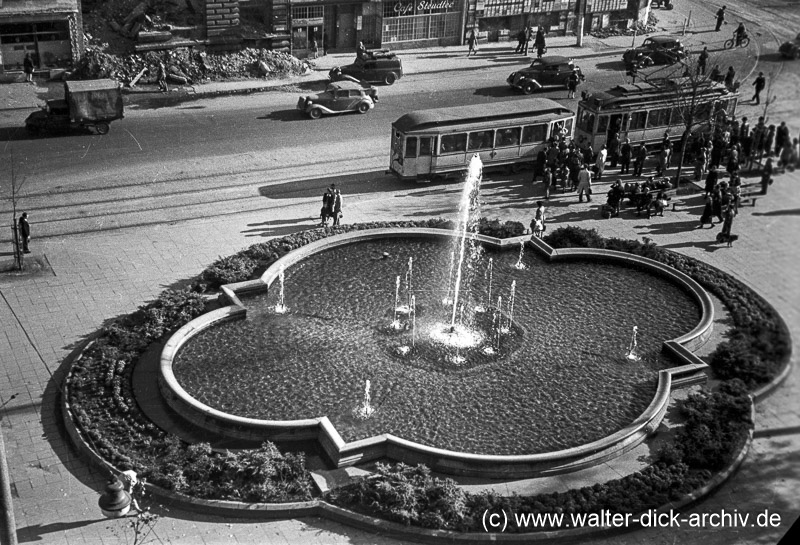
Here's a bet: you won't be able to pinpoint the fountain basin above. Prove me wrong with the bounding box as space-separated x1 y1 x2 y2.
159 229 713 478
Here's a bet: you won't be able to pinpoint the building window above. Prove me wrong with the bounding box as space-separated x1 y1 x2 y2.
291 6 324 20
483 0 525 17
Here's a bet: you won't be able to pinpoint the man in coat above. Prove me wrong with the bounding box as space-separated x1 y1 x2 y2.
751 72 766 105
18 212 31 253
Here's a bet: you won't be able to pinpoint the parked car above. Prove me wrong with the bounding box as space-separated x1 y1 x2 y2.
297 80 378 119
336 50 403 85
507 56 584 94
779 32 800 59
623 36 686 66
25 79 123 135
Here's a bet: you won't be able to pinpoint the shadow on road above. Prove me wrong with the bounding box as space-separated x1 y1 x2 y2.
473 85 518 98
260 109 307 122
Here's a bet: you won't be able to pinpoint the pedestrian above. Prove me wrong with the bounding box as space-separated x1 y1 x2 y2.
765 124 776 156
542 167 554 200
752 72 766 104
709 64 722 82
309 37 318 59
760 157 774 195
699 197 715 227
704 165 719 198
715 6 727 32
467 29 478 57
533 148 547 182
157 61 168 92
534 27 546 58
323 32 329 56
633 143 648 176
595 144 607 180
23 53 34 84
523 26 532 55
531 201 546 238
357 41 367 59
607 133 621 169
576 164 592 202
18 212 31 253
779 139 793 171
717 191 738 246
332 189 343 226
697 47 709 75
567 69 580 99
775 121 790 157
724 66 736 90
620 138 632 174
320 184 334 225
656 143 671 176
515 28 527 54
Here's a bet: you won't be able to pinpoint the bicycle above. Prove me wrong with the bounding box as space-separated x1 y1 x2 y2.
724 35 750 49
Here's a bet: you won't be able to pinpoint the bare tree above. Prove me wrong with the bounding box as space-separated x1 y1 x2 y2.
638 51 736 187
3 150 29 270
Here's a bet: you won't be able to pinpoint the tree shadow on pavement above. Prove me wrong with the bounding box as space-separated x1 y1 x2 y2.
17 519 103 543
241 221 319 238
596 60 626 71
753 208 800 217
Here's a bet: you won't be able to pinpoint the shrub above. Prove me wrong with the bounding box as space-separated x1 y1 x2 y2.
477 218 526 238
676 379 751 471
201 255 258 287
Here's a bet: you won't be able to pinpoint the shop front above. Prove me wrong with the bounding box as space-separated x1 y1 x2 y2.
0 0 83 74
291 1 382 57
381 0 463 50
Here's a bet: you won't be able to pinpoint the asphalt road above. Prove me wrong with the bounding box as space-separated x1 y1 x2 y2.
1 0 798 243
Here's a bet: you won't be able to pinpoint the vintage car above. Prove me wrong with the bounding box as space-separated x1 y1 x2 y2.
507 56 584 94
779 33 800 59
336 50 403 85
297 80 378 119
623 35 686 66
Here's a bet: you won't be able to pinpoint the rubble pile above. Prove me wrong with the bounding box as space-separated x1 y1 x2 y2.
591 12 658 38
74 47 312 85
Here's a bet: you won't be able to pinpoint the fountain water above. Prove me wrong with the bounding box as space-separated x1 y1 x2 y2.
391 276 402 329
353 379 375 419
274 265 288 314
475 258 493 314
442 251 455 306
500 281 517 334
514 242 527 270
625 326 641 361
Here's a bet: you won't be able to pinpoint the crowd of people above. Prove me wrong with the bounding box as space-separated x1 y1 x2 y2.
529 112 799 247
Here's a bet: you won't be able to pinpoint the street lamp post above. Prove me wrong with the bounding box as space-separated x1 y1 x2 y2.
0 423 18 545
98 477 132 518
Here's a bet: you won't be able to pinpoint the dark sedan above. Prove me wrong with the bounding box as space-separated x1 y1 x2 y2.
623 36 686 67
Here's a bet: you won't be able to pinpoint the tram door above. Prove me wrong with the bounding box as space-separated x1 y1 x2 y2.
404 136 434 177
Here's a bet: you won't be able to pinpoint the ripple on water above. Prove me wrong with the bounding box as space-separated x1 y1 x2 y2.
173 239 701 455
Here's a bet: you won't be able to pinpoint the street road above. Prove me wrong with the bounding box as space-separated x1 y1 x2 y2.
2 0 798 243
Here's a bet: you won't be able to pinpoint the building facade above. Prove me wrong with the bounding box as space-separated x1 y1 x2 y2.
0 0 84 74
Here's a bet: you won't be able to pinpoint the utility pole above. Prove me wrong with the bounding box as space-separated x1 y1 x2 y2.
0 425 18 545
575 0 586 47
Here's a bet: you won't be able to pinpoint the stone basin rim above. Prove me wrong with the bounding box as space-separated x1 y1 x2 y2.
159 228 713 474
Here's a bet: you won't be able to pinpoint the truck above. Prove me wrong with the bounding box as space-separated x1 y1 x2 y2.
25 79 124 135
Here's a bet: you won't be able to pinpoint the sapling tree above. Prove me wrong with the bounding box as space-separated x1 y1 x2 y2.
3 150 29 270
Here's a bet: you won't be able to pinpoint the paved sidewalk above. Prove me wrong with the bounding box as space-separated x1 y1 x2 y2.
1 6 799 544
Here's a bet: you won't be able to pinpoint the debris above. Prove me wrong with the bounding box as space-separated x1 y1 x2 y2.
129 67 148 87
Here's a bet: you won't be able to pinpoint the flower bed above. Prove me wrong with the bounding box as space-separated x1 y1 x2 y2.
64 223 785 513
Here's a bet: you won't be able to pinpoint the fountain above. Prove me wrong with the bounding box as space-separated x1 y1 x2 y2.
274 265 288 314
626 326 641 361
514 242 527 270
353 379 375 420
166 151 706 461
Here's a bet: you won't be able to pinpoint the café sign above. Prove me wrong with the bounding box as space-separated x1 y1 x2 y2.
394 0 456 16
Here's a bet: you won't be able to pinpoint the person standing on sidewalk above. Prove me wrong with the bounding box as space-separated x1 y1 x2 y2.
633 143 648 176
23 53 35 84
18 212 31 253
523 26 532 55
576 164 593 202
697 47 709 75
724 66 736 90
715 6 727 32
332 189 343 226
620 138 632 174
515 28 527 54
467 30 478 57
594 144 607 180
752 72 766 105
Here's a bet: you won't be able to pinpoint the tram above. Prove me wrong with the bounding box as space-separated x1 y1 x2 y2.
389 99 575 181
574 79 738 151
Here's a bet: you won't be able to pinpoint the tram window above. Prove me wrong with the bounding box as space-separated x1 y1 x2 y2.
440 133 467 154
496 128 521 147
522 124 547 144
468 130 495 151
597 115 609 133
577 110 595 132
647 108 671 128
671 108 684 125
563 118 574 135
405 137 417 158
696 103 712 122
629 111 647 130
419 137 433 156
